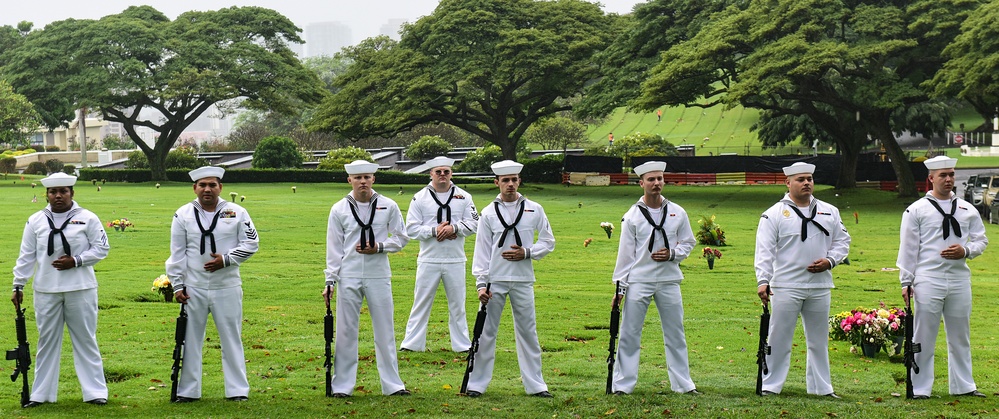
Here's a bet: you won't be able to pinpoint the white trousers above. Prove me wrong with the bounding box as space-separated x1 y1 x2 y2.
612 282 695 394
401 262 471 352
466 281 547 395
31 289 108 402
911 276 976 395
178 286 249 399
331 277 406 395
763 287 832 395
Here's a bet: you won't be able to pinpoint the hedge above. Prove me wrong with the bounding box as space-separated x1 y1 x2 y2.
78 168 495 184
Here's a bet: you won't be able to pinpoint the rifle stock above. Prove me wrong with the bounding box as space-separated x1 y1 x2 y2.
755 298 771 396
6 301 31 407
904 286 920 399
324 284 334 397
461 284 490 395
606 282 621 394
170 303 188 402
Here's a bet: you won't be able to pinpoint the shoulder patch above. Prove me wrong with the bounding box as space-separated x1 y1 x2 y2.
760 214 769 219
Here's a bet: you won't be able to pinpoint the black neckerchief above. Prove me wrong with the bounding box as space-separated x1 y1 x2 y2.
494 199 525 248
637 199 669 253
786 202 829 242
348 195 379 250
194 203 223 255
428 185 456 224
44 208 79 256
925 197 961 240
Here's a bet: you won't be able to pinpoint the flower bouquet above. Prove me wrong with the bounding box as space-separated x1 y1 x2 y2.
831 304 905 357
696 215 726 246
702 247 722 269
152 274 174 302
600 222 614 239
107 218 133 231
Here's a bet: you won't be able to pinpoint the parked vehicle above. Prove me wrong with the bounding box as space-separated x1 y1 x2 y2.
990 192 999 224
963 174 990 213
980 175 999 212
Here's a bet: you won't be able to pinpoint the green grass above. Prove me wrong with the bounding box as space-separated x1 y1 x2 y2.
1 177 998 418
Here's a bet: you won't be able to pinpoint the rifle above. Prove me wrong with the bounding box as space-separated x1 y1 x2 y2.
6 299 31 408
324 284 335 397
755 297 771 396
606 282 622 394
170 302 188 402
904 286 921 399
460 284 490 395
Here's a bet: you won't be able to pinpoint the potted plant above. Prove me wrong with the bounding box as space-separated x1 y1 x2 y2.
701 247 722 269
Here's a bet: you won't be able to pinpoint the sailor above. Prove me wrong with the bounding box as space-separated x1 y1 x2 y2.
755 162 850 398
897 155 988 399
13 172 110 407
323 160 411 397
465 160 556 398
401 156 478 352
610 161 699 395
166 166 259 402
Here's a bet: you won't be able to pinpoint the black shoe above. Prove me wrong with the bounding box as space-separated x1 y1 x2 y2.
173 396 199 403
824 393 841 399
532 391 553 398
465 390 482 397
22 401 44 408
85 398 107 405
760 390 777 396
613 391 627 396
959 390 986 398
227 396 248 402
331 393 350 398
912 395 930 399
399 347 415 352
390 389 411 396
686 389 702 395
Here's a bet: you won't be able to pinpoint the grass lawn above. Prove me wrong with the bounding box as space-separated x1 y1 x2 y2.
1 176 998 418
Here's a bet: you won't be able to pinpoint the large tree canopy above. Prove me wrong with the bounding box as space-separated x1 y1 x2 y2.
307 0 616 160
635 0 978 196
930 0 999 127
2 6 326 179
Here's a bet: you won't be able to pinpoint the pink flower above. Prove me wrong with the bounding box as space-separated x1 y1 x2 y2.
843 324 852 332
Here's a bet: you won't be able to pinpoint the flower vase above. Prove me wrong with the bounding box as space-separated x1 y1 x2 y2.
707 258 715 270
861 342 880 358
163 291 173 303
120 225 126 232
890 336 904 356
114 226 121 232
605 230 612 239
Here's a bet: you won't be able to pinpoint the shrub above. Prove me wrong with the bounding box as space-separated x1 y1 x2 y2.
24 161 48 175
165 147 205 169
45 145 61 152
101 134 135 150
612 132 677 166
45 159 65 174
63 164 76 175
524 116 586 151
317 146 373 170
520 153 564 183
252 136 304 169
405 135 453 160
126 151 148 169
454 145 504 172
0 157 16 173
30 145 45 152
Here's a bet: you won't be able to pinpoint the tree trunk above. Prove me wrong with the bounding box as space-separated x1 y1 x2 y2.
147 147 169 181
834 129 866 189
869 120 918 197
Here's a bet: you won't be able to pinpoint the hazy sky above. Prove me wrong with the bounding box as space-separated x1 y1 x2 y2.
2 1 644 42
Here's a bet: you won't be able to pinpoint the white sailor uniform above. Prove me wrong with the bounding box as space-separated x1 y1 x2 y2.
467 193 555 395
325 191 410 395
611 197 697 394
755 194 850 395
166 200 259 399
13 202 110 403
401 183 478 352
897 192 987 396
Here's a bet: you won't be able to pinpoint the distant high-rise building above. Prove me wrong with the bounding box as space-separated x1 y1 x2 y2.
305 21 352 57
379 18 408 40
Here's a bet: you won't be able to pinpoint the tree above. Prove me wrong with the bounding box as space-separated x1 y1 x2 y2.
252 136 304 168
0 80 40 148
308 0 616 161
524 115 587 151
930 0 999 128
634 0 975 196
101 134 135 150
2 6 327 180
317 146 372 170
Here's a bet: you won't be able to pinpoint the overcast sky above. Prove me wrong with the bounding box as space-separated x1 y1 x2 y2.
2 1 644 42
